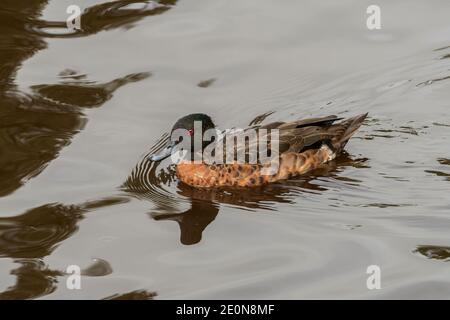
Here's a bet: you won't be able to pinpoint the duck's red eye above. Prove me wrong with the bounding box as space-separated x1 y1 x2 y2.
187 129 194 136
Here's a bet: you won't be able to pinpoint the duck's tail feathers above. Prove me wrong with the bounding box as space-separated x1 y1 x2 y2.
331 113 368 151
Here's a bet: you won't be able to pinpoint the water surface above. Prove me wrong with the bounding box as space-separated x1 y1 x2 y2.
1 0 450 299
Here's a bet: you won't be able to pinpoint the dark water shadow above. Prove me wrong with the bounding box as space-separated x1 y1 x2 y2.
0 197 128 299
414 245 450 262
103 289 157 300
197 78 216 88
424 158 450 182
32 0 177 38
0 259 61 300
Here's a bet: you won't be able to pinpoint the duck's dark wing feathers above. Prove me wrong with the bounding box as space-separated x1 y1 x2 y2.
214 114 367 163
276 115 342 129
261 115 339 154
256 115 341 130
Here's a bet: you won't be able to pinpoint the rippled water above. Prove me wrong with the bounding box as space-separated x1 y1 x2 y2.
0 0 450 299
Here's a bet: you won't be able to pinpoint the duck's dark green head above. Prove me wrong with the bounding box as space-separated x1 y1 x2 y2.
150 113 216 162
171 113 215 135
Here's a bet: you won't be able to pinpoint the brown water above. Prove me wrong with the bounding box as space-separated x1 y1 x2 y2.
0 0 450 299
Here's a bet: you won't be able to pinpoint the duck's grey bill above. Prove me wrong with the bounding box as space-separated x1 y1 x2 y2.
149 142 176 162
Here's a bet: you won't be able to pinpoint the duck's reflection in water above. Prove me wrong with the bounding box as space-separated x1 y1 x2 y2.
152 199 220 245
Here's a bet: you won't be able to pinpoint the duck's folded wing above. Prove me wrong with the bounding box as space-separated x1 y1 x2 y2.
277 115 342 129
212 115 361 162
258 115 341 130
278 127 336 153
257 115 342 153
278 113 368 153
